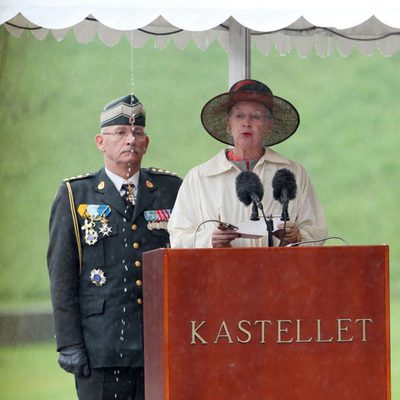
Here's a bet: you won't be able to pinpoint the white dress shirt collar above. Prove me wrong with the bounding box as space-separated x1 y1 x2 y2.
104 167 139 192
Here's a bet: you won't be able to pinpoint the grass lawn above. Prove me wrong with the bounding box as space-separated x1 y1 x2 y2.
0 343 75 400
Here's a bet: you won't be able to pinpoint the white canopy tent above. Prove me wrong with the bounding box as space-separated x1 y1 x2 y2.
1 0 400 85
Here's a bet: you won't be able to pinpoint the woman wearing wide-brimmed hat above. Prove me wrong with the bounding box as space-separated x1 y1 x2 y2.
168 79 327 248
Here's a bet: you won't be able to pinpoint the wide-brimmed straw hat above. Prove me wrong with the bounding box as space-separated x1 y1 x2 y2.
201 79 300 147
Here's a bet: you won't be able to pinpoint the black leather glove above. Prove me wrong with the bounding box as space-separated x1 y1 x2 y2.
58 344 90 377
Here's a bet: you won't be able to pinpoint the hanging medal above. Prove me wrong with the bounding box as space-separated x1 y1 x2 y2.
77 204 112 244
99 217 112 237
96 205 112 237
84 223 99 245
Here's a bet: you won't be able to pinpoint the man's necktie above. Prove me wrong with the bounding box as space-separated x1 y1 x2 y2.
121 183 136 206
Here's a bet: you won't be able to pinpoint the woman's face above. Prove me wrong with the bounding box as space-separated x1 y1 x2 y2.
227 101 272 152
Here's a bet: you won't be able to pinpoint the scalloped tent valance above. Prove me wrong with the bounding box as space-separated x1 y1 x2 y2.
2 14 400 58
1 1 400 56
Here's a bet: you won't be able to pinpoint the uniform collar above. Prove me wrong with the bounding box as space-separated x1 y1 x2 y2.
104 167 139 192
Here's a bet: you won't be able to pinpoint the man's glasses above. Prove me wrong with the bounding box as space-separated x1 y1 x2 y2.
102 127 146 140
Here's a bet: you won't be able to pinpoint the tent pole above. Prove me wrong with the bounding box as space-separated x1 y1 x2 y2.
228 18 251 87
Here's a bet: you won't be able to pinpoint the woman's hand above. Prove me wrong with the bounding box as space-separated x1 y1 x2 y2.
274 222 301 245
211 224 241 248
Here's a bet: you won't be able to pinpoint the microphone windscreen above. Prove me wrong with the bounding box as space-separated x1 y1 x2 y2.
236 171 264 206
272 168 297 202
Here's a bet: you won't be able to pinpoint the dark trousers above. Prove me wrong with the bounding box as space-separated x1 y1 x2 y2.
75 367 144 400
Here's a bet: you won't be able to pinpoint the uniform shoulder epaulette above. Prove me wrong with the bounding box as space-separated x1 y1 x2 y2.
147 167 179 177
63 172 93 182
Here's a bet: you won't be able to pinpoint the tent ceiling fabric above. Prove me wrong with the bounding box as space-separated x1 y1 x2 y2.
1 1 400 56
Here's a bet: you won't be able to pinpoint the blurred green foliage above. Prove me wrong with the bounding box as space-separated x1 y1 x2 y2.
0 25 399 397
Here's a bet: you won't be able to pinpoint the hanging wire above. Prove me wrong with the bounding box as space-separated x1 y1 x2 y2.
251 25 400 42
5 21 42 31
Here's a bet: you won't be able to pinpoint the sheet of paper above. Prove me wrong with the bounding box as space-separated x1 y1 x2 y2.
236 217 284 239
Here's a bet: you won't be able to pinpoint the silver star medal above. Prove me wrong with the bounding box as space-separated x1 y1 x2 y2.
99 217 112 237
81 218 98 245
90 268 107 287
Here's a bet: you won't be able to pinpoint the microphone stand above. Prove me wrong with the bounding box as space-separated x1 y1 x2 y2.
257 204 274 247
278 201 289 247
250 202 260 221
281 200 289 222
250 198 274 247
265 216 274 247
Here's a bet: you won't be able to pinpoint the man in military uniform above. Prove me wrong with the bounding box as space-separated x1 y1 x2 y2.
47 94 182 399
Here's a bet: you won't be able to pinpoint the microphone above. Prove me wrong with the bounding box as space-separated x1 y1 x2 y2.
236 171 274 246
272 168 297 221
236 171 264 221
236 171 264 210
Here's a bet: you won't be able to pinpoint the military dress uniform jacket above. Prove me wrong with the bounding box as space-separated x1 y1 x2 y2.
47 167 182 368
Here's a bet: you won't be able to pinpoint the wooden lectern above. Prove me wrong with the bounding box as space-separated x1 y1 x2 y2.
143 245 390 400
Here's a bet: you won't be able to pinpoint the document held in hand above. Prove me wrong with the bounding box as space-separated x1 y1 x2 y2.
220 217 284 239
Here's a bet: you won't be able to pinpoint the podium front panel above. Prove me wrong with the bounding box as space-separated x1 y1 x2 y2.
143 245 390 400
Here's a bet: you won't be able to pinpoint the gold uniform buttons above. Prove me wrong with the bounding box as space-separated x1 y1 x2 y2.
135 261 141 268
137 298 143 305
133 242 140 249
136 280 142 287
131 224 137 231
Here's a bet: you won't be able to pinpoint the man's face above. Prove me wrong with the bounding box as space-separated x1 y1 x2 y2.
96 124 149 174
